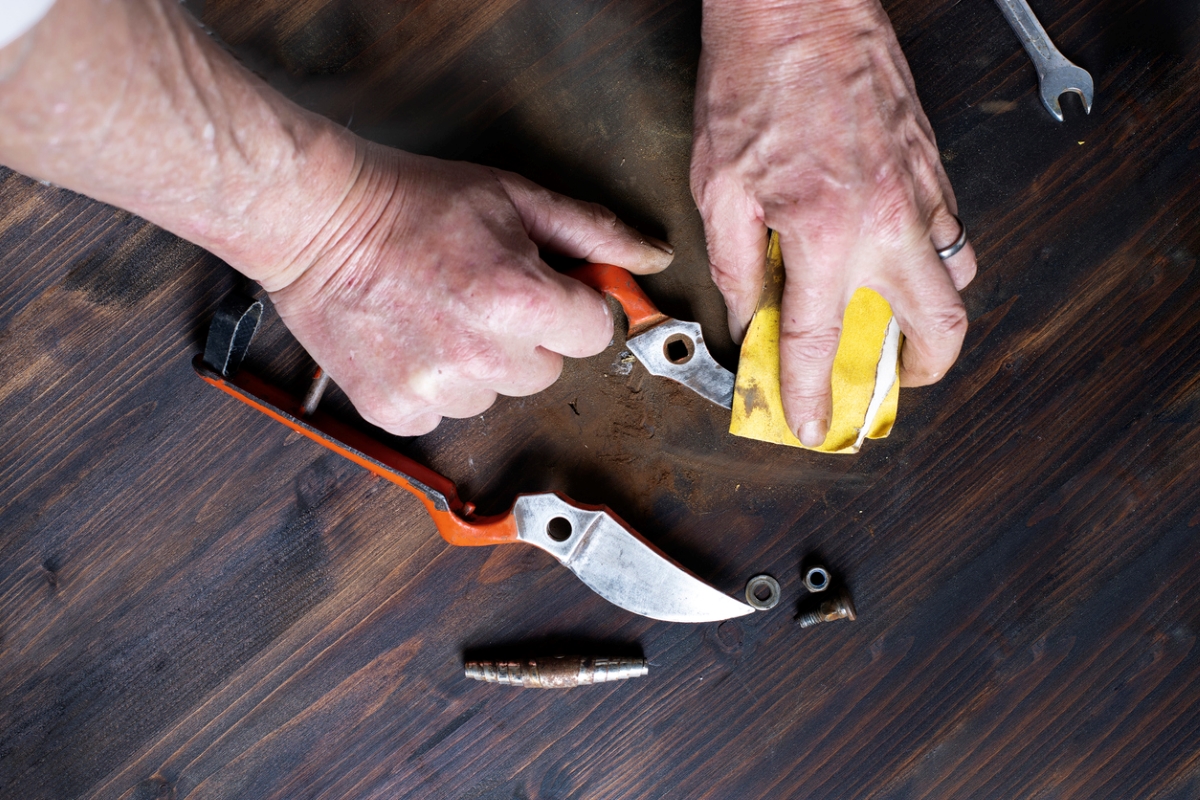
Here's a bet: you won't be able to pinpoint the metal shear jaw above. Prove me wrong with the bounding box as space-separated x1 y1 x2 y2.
568 263 736 410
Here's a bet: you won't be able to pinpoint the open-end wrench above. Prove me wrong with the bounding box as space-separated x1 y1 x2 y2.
994 0 1094 121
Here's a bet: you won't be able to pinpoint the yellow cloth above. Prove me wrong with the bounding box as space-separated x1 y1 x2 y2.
729 231 900 454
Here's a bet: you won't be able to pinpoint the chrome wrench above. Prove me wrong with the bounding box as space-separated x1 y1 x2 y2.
994 0 1094 121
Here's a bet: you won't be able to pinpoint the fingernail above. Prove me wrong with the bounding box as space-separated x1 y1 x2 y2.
645 236 674 257
799 419 828 448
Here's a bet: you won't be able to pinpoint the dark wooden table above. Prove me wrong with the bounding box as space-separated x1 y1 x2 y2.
4 1 1200 797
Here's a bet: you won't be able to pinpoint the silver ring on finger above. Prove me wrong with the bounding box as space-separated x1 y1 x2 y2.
935 214 968 260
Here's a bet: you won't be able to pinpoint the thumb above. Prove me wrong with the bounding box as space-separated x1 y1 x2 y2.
493 170 675 274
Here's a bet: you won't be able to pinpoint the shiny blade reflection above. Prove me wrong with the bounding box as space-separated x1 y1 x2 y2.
513 494 754 622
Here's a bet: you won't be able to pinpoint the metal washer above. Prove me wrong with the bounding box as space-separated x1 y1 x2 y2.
745 574 781 611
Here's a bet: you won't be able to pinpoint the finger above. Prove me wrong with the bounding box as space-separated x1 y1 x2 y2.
451 340 561 398
535 268 615 358
392 413 443 436
494 170 674 274
432 327 567 397
914 141 977 294
776 235 846 448
437 388 500 420
360 406 443 438
883 252 969 388
697 185 768 343
468 251 613 360
485 346 565 398
350 367 450 435
929 205 977 291
358 380 496 430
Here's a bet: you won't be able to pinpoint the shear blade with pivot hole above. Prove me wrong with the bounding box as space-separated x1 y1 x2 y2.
569 263 735 409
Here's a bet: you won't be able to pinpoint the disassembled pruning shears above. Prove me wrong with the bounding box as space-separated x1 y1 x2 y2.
194 269 753 623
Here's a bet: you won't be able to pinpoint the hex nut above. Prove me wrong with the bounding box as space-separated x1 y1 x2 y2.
803 566 831 593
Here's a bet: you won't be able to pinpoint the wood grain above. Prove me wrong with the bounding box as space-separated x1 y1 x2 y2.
3 0 1200 798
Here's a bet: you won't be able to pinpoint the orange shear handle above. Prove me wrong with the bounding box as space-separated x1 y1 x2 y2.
568 263 668 338
194 357 519 547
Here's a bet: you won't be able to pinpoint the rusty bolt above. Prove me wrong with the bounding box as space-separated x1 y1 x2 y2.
797 588 857 629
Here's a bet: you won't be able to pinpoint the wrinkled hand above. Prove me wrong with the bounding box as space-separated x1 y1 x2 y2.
691 0 976 447
269 143 673 435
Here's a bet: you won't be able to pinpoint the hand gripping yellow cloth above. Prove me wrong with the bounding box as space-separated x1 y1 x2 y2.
729 231 901 454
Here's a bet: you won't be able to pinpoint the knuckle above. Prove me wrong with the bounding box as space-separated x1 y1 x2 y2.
926 302 969 341
537 353 565 388
778 377 831 423
688 144 714 182
692 163 745 212
901 356 940 386
780 390 829 420
708 269 760 325
779 325 842 366
766 197 850 256
869 171 919 237
706 249 763 293
446 392 498 420
450 342 512 385
902 303 968 387
512 352 563 396
480 270 562 331
765 199 811 229
778 376 828 406
587 202 620 231
953 257 978 288
707 261 745 296
518 287 562 332
470 395 498 417
581 315 613 356
360 399 427 435
394 414 442 436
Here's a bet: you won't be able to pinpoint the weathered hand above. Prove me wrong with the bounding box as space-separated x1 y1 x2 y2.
0 0 673 439
691 0 976 447
269 143 673 436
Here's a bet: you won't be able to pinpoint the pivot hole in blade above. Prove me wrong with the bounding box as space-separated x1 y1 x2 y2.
663 333 695 365
546 516 573 542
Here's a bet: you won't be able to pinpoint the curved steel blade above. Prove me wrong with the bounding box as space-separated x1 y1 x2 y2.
626 319 735 409
513 494 754 622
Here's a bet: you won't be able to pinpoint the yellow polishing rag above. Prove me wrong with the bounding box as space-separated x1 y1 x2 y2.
729 231 901 454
